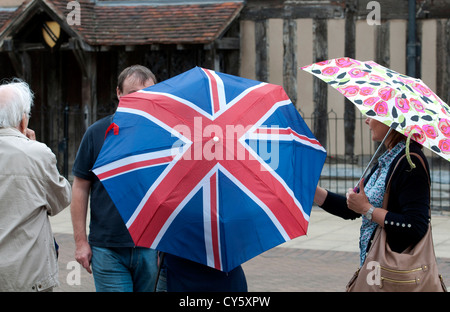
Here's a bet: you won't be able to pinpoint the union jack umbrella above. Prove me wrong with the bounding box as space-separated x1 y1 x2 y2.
92 67 326 272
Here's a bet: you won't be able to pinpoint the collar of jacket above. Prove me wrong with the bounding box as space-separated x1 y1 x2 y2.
0 127 28 139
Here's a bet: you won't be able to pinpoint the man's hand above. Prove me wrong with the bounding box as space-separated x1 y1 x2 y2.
71 177 92 274
25 128 36 140
75 240 92 274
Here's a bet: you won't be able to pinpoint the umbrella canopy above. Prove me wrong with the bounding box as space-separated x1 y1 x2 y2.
302 57 450 162
93 67 326 272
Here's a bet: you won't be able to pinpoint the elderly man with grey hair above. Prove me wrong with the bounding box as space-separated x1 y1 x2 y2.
0 79 71 292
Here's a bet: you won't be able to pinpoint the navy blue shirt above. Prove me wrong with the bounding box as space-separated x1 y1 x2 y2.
72 115 134 247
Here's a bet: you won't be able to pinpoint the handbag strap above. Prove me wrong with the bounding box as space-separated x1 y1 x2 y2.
381 152 430 213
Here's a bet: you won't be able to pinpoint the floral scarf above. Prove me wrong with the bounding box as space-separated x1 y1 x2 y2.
359 141 406 266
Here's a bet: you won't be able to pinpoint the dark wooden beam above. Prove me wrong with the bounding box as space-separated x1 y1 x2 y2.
70 39 97 128
70 38 88 78
255 19 268 82
216 37 240 50
375 21 390 68
283 18 297 105
242 0 345 20
7 51 23 78
344 0 357 159
436 19 448 104
312 18 328 149
242 0 450 21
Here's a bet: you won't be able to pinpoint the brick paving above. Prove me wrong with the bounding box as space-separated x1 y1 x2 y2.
54 233 95 292
54 232 450 292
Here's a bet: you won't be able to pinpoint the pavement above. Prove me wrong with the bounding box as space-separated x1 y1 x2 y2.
50 206 450 292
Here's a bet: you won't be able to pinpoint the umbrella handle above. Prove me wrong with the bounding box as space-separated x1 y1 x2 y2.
405 130 417 170
353 126 395 192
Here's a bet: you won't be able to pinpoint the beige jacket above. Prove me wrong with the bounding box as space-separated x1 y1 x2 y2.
0 127 71 291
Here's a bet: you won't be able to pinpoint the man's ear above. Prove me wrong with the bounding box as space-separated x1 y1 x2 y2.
17 114 28 135
116 86 122 100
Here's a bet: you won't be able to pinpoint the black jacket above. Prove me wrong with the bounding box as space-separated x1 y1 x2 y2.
321 142 430 254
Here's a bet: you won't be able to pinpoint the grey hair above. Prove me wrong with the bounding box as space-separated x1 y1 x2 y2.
0 79 34 128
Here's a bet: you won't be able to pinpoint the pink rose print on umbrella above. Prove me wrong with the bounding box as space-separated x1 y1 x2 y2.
360 87 375 96
337 85 359 97
317 60 331 66
348 68 368 78
423 125 438 139
374 101 389 116
439 138 450 154
378 86 396 101
405 125 426 144
410 98 425 113
363 96 380 106
412 82 432 97
395 96 410 113
438 118 450 137
369 74 385 82
322 66 339 76
335 57 360 68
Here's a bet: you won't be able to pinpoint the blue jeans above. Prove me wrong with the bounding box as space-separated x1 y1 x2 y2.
91 246 167 292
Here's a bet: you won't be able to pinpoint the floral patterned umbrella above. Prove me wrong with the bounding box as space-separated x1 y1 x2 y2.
302 57 450 162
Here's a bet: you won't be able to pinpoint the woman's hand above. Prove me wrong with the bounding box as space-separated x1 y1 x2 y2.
346 179 388 225
346 179 372 215
314 186 328 206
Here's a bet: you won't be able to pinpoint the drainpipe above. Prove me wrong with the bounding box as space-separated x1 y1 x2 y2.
407 0 417 77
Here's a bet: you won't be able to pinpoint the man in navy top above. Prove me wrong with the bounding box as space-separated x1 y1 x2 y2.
71 65 164 291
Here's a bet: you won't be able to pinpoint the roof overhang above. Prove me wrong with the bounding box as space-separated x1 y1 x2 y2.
0 0 244 52
0 0 88 51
